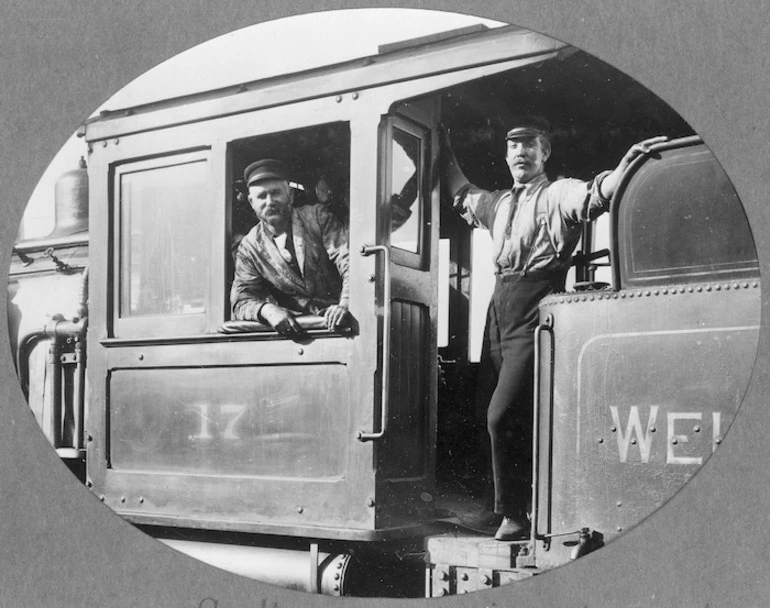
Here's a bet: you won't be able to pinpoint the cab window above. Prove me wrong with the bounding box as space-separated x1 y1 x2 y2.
387 117 430 268
619 144 758 287
227 122 351 324
114 151 212 338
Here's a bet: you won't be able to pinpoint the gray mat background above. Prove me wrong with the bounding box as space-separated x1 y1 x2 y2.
1 2 768 606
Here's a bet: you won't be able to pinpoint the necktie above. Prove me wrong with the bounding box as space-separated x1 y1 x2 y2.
494 185 525 269
504 185 526 238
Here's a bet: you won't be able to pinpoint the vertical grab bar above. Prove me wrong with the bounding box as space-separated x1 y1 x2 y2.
357 245 391 442
530 314 554 552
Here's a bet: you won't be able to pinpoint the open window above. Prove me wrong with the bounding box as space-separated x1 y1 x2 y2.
229 122 351 244
225 122 351 330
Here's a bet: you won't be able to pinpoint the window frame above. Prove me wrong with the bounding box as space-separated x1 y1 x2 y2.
111 148 214 339
382 115 431 270
614 141 759 289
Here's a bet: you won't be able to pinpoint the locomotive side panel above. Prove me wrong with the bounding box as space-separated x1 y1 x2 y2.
534 139 761 569
536 288 759 567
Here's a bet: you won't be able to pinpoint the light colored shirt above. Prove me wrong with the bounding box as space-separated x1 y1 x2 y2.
455 171 611 276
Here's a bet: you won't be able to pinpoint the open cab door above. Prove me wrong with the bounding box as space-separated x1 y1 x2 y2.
363 97 441 527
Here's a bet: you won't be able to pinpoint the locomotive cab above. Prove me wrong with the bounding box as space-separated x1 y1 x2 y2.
9 22 739 597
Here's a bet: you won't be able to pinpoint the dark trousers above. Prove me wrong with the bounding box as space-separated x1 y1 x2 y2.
477 273 563 516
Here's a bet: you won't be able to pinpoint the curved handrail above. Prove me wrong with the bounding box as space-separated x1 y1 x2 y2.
531 314 554 553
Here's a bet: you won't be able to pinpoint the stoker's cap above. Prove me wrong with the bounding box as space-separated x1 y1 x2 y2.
244 159 290 186
506 116 551 141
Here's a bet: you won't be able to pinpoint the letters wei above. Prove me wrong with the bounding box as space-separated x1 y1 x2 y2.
609 406 723 464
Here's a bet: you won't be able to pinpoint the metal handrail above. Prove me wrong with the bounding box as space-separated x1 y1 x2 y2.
530 314 554 553
357 245 391 442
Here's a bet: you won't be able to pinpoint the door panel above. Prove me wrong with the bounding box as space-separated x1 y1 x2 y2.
374 99 440 524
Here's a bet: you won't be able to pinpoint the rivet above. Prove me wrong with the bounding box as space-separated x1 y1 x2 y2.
653 289 659 295
437 589 447 597
369 274 376 282
629 292 635 298
114 138 120 145
334 585 340 592
753 281 759 288
86 481 92 488
334 573 340 581
335 95 343 103
611 426 617 432
620 293 626 298
650 427 656 433
715 437 723 445
645 291 651 297
366 498 375 507
438 571 449 581
138 353 144 360
298 347 304 355
631 438 637 445
297 506 304 514
120 496 126 503
671 438 678 445
597 437 604 443
706 285 713 292
697 286 703 292
616 501 622 507
481 575 492 586
693 425 701 433
337 562 343 570
617 526 623 532
662 289 668 295
87 434 93 442
102 140 108 147
460 573 469 581
99 495 105 502
688 286 694 292
139 497 145 504
352 92 359 100
743 282 750 288
87 145 93 154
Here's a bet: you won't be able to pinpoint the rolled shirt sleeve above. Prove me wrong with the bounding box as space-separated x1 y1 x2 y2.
453 171 613 276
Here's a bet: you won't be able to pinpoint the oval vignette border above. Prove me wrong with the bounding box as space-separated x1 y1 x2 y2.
1 2 769 607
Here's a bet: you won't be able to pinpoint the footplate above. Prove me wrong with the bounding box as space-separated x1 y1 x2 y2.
425 534 538 596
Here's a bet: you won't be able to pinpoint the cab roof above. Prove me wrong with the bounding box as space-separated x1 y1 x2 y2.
81 24 568 142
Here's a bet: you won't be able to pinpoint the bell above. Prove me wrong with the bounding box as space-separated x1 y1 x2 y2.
48 157 88 238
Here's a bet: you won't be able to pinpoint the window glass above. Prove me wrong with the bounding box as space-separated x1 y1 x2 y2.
119 159 210 317
389 127 422 253
620 146 758 287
